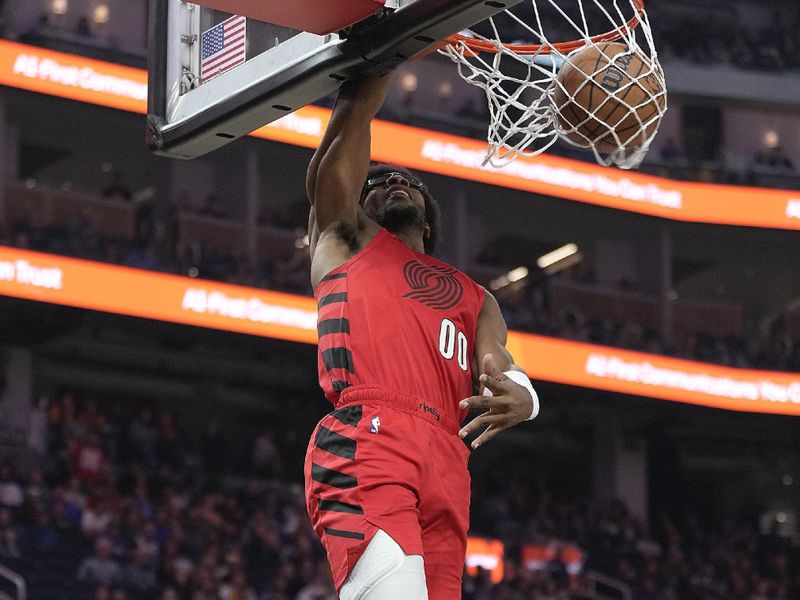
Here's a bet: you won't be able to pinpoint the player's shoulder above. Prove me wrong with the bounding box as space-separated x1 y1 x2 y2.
419 254 485 295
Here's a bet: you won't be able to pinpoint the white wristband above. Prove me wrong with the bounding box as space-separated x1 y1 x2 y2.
482 370 540 421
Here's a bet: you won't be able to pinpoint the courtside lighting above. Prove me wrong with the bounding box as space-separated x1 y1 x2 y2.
537 244 579 270
489 266 529 291
438 81 454 99
51 0 68 16
92 4 110 24
507 266 529 283
400 73 418 93
764 130 779 148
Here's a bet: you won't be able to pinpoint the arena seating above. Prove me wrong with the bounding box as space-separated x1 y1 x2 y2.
1 393 798 599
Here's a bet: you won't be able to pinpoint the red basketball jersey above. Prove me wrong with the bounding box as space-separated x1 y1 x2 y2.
315 228 486 426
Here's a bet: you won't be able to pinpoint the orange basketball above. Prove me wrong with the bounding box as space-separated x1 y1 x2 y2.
553 42 666 153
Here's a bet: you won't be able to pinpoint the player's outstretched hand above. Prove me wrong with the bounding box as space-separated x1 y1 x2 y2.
458 354 534 450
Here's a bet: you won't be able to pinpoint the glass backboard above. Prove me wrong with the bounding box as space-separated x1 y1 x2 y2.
147 0 524 159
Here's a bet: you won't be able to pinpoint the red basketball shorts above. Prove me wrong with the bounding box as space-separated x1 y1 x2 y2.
304 385 471 600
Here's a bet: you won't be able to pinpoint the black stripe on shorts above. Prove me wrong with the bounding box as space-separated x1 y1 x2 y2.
324 527 365 540
315 426 356 461
331 405 361 426
332 380 351 393
318 499 363 514
311 463 357 489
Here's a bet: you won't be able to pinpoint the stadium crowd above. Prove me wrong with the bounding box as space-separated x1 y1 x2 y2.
0 392 798 599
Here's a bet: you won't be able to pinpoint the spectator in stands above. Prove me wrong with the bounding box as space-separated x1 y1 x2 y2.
103 173 133 203
71 431 107 483
128 407 158 468
753 145 796 173
0 507 20 558
0 460 23 508
219 571 258 600
204 193 229 219
658 136 682 162
93 584 112 600
75 16 93 37
77 536 123 585
81 492 115 538
24 508 60 553
123 544 158 595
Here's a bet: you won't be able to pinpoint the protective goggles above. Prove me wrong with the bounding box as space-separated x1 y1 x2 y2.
362 172 424 194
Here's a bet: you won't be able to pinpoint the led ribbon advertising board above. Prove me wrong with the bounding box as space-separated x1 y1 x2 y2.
1 246 798 416
1 40 798 230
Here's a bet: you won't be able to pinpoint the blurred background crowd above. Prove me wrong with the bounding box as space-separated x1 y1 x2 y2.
1 393 798 600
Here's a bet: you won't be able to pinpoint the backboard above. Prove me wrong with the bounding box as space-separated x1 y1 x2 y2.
147 0 524 160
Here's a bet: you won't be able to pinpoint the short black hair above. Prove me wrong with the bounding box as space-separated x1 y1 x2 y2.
363 163 441 255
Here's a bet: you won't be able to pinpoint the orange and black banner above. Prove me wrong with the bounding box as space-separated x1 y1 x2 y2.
0 40 798 230
1 246 799 416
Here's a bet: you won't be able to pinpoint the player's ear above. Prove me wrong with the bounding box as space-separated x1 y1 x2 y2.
423 223 431 239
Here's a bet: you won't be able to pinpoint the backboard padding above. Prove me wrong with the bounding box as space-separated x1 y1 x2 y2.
190 0 386 35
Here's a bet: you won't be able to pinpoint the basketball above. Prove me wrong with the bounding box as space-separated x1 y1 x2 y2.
553 42 666 153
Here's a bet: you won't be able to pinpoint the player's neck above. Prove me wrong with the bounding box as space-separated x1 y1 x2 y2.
392 231 425 254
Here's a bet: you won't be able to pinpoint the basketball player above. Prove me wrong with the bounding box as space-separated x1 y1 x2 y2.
304 72 539 600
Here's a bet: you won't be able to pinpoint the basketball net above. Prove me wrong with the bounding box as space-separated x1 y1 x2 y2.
440 0 666 170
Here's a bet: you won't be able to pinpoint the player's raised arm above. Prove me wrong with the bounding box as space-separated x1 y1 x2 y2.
306 74 394 237
458 292 540 449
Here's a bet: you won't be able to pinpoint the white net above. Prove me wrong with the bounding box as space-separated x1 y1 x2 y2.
440 0 667 169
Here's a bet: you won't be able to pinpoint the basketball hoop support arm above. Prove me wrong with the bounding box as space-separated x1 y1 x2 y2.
147 0 525 159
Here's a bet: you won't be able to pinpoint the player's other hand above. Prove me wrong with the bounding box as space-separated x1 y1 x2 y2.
458 353 534 449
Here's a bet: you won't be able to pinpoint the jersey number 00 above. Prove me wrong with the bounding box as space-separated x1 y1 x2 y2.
438 318 468 372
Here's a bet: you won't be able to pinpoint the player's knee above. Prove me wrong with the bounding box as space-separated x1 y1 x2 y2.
339 530 427 600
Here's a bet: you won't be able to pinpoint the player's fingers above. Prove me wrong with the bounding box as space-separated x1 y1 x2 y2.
482 353 501 379
458 412 504 439
459 394 499 410
479 374 506 395
471 423 505 449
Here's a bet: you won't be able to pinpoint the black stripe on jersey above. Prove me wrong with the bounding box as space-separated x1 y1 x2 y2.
322 348 355 372
332 380 352 393
331 405 361 426
321 272 347 282
315 426 356 461
318 318 351 337
311 463 357 489
318 499 363 514
318 292 347 307
324 527 365 540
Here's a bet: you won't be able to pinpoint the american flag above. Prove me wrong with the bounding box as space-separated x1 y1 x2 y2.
201 15 247 83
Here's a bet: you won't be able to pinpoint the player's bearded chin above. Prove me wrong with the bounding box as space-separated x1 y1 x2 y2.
374 200 425 237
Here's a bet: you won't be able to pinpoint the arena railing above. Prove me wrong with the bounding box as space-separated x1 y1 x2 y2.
0 563 26 600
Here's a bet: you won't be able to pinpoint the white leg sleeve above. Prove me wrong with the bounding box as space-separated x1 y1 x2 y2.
339 529 428 600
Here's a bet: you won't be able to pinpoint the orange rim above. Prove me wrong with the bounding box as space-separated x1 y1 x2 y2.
444 0 646 55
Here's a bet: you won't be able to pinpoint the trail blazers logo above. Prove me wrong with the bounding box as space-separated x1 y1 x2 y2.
403 260 463 311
